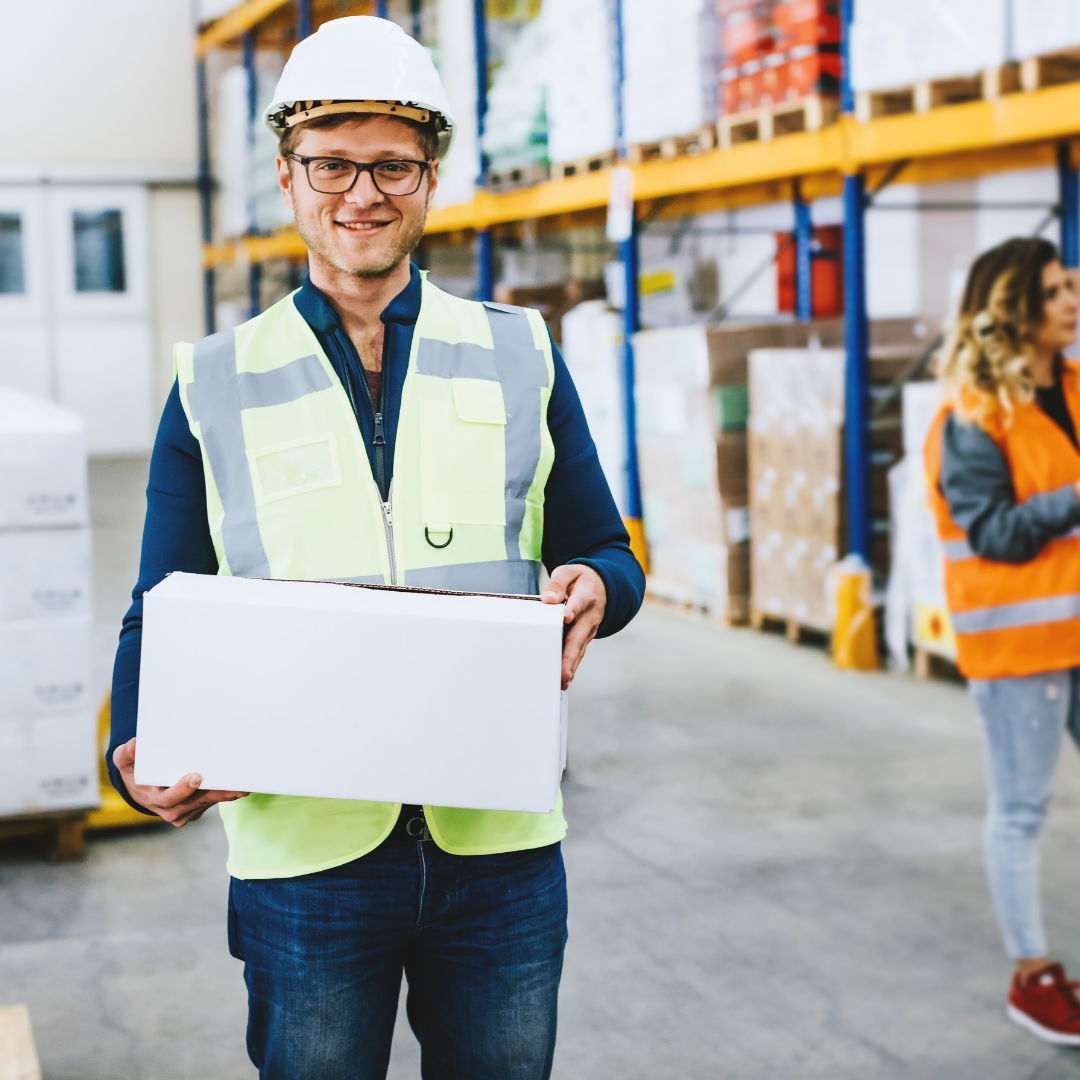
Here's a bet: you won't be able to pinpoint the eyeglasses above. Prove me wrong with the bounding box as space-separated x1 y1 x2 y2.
288 154 431 196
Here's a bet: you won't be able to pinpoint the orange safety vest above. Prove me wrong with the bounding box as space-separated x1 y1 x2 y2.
924 363 1080 680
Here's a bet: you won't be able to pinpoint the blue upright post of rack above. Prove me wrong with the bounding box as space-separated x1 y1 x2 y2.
243 29 262 318
297 0 311 40
375 0 389 19
793 180 813 322
196 59 215 335
612 0 643 528
840 0 870 561
1058 142 1079 269
473 0 494 301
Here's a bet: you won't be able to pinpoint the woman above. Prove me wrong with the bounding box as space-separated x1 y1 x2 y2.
926 237 1080 1044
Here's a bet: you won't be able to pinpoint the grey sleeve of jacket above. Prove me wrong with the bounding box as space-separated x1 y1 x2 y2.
938 413 1080 563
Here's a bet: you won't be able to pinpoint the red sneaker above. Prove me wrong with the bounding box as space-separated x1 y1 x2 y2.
1007 963 1080 1046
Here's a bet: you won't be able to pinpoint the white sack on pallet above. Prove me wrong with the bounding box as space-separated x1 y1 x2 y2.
561 301 629 516
0 388 88 529
541 0 616 163
482 17 549 172
0 528 92 622
623 0 718 145
0 712 99 816
1013 0 1080 61
850 0 1009 92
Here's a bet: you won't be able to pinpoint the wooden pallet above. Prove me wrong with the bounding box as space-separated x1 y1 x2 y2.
0 809 88 861
855 65 1021 122
486 161 551 193
750 607 830 646
913 647 962 682
1020 47 1080 92
552 149 616 180
627 126 715 166
719 95 839 149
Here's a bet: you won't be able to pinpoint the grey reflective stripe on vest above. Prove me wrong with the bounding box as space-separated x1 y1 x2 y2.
951 593 1080 634
943 538 974 561
188 332 332 578
415 303 550 565
404 560 541 594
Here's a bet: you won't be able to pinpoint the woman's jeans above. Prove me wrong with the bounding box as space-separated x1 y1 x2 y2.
228 837 567 1080
970 668 1080 959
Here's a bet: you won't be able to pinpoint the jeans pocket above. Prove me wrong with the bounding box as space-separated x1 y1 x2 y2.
227 879 245 962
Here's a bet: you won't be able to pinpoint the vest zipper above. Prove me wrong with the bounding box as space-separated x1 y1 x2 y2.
373 410 387 500
381 479 397 586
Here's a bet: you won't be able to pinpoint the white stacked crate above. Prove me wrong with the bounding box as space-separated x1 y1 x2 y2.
0 388 97 817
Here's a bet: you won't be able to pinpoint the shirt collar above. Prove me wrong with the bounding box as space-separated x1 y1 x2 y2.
292 262 422 334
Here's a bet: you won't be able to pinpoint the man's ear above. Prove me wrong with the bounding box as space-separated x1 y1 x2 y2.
277 154 295 211
425 158 440 209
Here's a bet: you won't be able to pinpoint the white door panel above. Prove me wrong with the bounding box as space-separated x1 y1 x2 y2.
57 320 154 455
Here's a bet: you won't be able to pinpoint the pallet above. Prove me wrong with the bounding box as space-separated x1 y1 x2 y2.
552 150 617 180
856 65 1021 122
750 607 830 646
486 162 551 193
913 647 962 683
719 95 839 149
0 1005 42 1080
1020 47 1080 92
0 809 88 861
627 126 715 166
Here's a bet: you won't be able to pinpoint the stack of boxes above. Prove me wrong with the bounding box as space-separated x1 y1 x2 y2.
720 0 842 117
0 389 97 818
748 346 845 629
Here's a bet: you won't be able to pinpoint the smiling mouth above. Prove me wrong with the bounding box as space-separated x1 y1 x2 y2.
336 220 391 232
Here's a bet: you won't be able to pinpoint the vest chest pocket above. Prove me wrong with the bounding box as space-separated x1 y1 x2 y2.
420 379 507 527
249 433 342 505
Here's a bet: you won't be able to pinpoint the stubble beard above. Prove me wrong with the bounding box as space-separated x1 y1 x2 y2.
297 204 428 280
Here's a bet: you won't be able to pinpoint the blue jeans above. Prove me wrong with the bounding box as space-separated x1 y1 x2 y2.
228 838 567 1080
971 669 1080 959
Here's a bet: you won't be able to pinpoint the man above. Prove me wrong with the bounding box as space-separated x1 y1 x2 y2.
107 16 644 1080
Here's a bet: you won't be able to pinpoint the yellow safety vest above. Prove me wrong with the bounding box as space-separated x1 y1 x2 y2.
173 274 565 879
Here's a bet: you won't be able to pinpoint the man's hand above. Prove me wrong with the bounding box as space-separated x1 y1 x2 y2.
112 737 249 827
541 564 607 690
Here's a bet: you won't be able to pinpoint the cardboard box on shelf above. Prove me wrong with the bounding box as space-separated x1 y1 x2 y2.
749 347 845 630
0 711 99 816
0 527 92 621
0 615 93 716
0 388 88 529
135 574 567 814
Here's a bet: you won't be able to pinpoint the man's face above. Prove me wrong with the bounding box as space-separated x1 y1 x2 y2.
277 116 439 279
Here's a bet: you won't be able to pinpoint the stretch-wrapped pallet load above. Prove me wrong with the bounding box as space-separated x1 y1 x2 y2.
1013 0 1080 60
719 0 841 117
541 0 616 164
0 389 96 817
849 0 1008 95
884 382 955 669
560 300 629 516
623 0 719 145
748 347 845 630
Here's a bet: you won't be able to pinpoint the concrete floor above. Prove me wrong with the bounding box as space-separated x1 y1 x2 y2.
3 458 1080 1078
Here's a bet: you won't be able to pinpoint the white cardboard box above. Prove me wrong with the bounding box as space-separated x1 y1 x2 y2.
0 387 89 528
0 615 93 716
135 574 568 814
0 711 100 816
0 527 92 621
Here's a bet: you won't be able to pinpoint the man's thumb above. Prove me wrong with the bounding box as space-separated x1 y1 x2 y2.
113 737 136 767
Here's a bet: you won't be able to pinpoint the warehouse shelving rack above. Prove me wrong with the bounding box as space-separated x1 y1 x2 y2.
194 0 1080 567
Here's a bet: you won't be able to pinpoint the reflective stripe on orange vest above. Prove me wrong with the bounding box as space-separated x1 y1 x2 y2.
924 364 1080 680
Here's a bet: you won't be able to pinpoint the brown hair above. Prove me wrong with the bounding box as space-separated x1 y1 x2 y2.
937 237 1061 425
279 111 440 161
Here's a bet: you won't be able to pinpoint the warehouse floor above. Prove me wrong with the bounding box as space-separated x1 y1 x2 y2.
3 458 1080 1079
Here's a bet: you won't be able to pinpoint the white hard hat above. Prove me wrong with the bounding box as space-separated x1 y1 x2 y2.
264 16 456 160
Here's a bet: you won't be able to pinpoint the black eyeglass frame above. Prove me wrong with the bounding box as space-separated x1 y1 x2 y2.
287 154 432 196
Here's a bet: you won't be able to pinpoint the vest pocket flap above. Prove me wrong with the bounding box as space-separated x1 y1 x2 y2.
451 378 507 425
249 434 342 505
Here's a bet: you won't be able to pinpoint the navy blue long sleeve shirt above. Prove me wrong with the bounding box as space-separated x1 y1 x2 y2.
109 266 645 807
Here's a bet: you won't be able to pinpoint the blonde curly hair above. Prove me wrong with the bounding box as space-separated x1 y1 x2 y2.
936 237 1060 426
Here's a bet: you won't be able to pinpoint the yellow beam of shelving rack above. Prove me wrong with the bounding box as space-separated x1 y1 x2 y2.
195 0 292 57
201 82 1080 267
